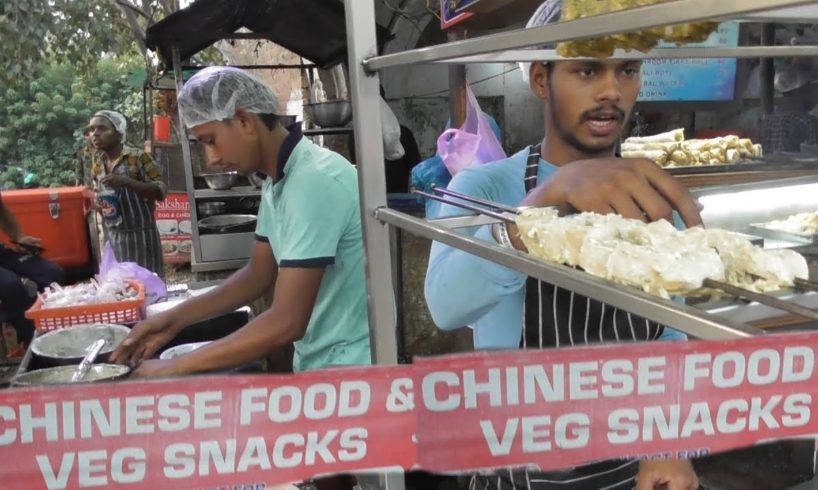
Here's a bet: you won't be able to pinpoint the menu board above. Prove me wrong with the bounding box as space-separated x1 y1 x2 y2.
639 22 739 102
154 192 192 264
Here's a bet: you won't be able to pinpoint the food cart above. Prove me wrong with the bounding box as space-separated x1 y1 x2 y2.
344 0 818 487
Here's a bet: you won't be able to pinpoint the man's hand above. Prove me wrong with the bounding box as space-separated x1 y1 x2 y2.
101 174 132 188
13 236 44 254
131 358 184 378
636 459 699 490
110 313 181 366
522 158 702 227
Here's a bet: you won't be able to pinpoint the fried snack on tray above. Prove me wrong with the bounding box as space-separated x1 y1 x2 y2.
557 0 718 59
622 129 763 168
514 209 808 298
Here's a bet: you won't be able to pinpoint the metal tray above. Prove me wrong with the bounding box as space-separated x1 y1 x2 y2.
748 224 818 245
666 156 818 175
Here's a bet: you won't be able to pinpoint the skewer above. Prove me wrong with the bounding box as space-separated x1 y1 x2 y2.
703 278 818 321
413 190 516 223
794 277 818 292
431 185 523 215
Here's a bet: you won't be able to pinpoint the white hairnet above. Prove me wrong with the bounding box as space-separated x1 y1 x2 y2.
775 60 818 93
178 66 281 128
519 0 562 85
93 110 127 141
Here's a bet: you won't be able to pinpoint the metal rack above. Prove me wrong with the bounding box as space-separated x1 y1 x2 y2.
345 0 818 366
346 2 818 487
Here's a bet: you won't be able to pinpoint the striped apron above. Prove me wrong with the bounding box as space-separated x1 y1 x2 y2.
101 158 165 279
471 145 665 490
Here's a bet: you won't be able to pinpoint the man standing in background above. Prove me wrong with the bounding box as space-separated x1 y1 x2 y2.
85 110 166 278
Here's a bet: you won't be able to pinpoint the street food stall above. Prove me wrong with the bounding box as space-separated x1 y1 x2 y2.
5 1 818 490
344 0 818 488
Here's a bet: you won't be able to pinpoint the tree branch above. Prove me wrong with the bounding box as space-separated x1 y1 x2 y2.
113 0 150 20
111 0 148 54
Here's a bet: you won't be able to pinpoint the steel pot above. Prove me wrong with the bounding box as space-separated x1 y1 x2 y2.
303 100 352 127
202 172 238 190
198 201 227 218
11 364 131 387
31 323 131 366
198 214 257 233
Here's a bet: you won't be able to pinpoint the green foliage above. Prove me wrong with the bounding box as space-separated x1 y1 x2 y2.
0 58 145 189
0 0 139 86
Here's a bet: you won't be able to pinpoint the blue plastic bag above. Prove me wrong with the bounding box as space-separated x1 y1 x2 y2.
412 111 503 218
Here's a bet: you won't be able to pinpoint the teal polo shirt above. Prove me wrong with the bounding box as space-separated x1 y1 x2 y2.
254 124 371 372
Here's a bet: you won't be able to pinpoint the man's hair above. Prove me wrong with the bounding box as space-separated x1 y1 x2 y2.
257 113 280 131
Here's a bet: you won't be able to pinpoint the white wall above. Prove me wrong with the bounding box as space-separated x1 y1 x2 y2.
382 62 545 156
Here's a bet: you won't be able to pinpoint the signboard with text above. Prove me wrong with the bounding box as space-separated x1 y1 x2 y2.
154 192 191 265
2 332 818 488
639 22 740 102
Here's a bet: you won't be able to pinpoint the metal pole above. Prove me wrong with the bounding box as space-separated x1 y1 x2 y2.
345 1 405 488
448 29 468 128
171 46 203 265
761 23 776 115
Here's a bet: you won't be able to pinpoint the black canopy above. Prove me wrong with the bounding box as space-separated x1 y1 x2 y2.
146 0 391 69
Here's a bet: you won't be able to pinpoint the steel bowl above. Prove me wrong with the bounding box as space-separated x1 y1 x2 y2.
160 341 211 360
198 201 227 218
31 323 131 366
202 172 238 190
11 364 131 387
198 214 257 233
303 100 352 128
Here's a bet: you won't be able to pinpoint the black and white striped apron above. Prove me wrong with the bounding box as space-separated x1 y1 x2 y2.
471 146 665 490
101 158 165 279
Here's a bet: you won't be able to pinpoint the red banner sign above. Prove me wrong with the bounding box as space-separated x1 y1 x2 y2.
155 192 191 265
0 366 414 490
2 333 818 488
413 333 818 473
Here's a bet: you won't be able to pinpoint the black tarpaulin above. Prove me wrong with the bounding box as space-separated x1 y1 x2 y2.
146 0 391 69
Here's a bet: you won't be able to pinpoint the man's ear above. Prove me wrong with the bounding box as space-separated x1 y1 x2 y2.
234 109 258 135
530 62 550 101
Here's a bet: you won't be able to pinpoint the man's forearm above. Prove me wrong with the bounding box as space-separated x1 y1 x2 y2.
0 206 22 241
173 308 300 373
128 180 164 201
166 264 275 331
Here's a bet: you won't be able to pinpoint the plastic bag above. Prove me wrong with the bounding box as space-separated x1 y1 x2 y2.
436 85 506 176
380 97 405 160
99 241 167 305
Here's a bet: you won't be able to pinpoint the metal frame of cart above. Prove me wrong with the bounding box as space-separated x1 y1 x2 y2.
344 1 818 487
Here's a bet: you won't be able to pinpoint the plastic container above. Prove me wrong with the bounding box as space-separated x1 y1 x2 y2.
153 115 171 142
0 186 91 268
25 280 146 332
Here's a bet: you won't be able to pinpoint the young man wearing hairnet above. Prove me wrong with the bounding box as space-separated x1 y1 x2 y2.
112 67 371 384
85 110 166 278
424 1 701 488
759 59 818 154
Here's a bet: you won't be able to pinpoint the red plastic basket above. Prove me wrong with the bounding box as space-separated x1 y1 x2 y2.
25 280 145 332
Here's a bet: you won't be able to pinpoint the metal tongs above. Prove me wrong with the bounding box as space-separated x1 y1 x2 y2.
414 185 521 223
414 186 818 322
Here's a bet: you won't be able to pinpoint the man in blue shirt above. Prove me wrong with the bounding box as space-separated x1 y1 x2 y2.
112 67 370 378
425 1 701 489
